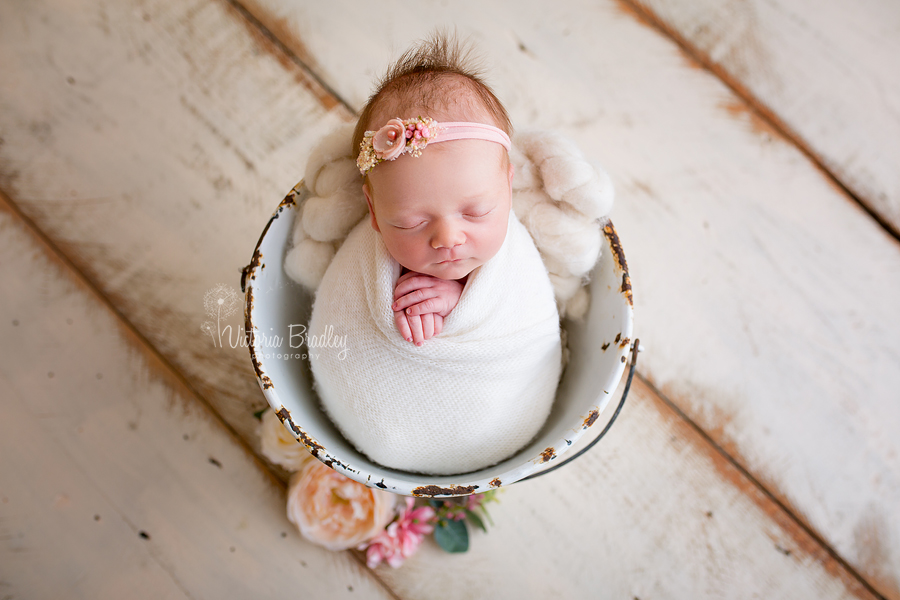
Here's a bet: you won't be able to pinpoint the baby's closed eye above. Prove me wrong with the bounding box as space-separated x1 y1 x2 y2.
392 220 426 230
463 205 494 219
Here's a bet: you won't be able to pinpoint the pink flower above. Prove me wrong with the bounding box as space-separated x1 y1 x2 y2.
371 118 406 161
286 460 397 551
362 497 435 568
465 494 483 511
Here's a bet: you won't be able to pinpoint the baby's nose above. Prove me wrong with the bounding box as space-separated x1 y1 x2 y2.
431 221 465 249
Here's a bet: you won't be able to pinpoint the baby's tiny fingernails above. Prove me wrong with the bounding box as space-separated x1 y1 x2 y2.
406 308 411 314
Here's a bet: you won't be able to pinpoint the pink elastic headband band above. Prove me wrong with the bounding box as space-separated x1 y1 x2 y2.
431 121 512 149
356 117 511 175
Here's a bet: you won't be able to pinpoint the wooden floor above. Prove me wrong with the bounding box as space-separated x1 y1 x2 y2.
1 1 898 598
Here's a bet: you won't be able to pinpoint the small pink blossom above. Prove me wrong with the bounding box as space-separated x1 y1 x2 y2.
362 497 435 568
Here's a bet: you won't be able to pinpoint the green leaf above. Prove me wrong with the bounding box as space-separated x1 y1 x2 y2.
434 519 469 553
479 505 495 527
252 407 268 421
466 510 487 533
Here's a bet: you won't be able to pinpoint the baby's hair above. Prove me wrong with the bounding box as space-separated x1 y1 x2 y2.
352 31 512 157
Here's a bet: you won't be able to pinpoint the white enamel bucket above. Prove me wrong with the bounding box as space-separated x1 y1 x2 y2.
243 181 636 497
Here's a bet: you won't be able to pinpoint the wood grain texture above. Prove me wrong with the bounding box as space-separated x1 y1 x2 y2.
232 1 900 597
371 377 874 599
0 0 351 452
627 0 900 237
0 0 896 597
0 197 394 599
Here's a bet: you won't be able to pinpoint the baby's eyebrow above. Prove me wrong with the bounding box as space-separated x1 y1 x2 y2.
460 197 494 210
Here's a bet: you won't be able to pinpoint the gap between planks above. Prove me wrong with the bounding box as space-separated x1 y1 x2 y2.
615 0 900 243
221 1 896 597
639 372 889 600
0 186 405 600
4 1 886 595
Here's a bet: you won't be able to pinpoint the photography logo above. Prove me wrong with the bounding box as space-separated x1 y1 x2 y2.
200 283 241 348
200 283 347 360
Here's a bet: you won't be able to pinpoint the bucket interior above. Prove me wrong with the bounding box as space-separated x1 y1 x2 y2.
245 184 634 496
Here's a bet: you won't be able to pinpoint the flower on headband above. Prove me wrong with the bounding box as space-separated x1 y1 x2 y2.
372 118 407 161
357 116 440 175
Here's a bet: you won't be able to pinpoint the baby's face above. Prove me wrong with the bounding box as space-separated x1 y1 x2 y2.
363 139 513 281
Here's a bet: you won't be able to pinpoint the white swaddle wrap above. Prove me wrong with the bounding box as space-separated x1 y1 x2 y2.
308 211 562 475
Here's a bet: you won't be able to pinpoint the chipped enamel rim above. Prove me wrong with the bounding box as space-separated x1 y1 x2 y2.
244 181 634 497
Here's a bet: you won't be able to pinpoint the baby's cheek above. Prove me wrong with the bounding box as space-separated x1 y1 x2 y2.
385 235 426 269
484 221 509 256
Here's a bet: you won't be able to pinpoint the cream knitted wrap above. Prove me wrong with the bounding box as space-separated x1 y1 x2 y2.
308 213 562 475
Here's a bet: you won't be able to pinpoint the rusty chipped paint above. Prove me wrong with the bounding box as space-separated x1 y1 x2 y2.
619 336 631 349
244 187 306 383
244 184 303 294
615 333 622 343
278 189 298 209
621 356 626 363
583 410 600 429
602 342 610 351
244 249 264 290
621 272 633 304
489 478 502 488
603 221 633 306
375 479 388 489
412 484 479 497
244 287 273 389
540 447 557 463
275 406 324 458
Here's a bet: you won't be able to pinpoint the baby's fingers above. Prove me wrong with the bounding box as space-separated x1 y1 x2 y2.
394 310 413 343
404 298 440 316
392 287 439 312
407 314 425 346
393 274 437 300
421 312 435 341
433 314 444 337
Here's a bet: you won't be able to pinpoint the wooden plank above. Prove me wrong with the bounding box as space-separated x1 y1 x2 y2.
0 197 395 598
0 0 893 598
374 377 872 599
210 2 900 597
626 0 900 237
0 0 351 452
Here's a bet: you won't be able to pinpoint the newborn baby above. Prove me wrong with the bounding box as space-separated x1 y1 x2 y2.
307 36 562 475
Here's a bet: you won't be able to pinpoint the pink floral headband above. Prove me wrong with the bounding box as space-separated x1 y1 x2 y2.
357 117 512 175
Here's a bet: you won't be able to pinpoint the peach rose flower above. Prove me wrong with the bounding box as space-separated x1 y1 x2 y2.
371 118 407 161
287 459 397 550
259 409 312 472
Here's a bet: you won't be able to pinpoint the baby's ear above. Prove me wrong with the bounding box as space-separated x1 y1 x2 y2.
508 161 515 190
362 181 380 232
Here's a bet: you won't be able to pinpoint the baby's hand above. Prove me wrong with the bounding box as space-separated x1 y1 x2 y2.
392 271 463 345
394 311 444 346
